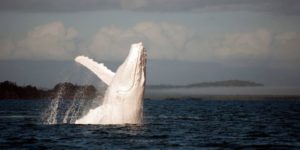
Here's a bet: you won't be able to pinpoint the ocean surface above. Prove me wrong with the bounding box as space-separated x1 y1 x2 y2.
0 99 299 149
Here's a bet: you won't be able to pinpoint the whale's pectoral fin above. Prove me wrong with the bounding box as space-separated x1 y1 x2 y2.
75 56 115 85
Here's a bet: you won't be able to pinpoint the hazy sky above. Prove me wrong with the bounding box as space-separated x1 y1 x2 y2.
0 0 300 87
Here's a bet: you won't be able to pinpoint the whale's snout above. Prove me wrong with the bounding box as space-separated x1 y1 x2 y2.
130 42 144 54
127 42 145 64
131 42 143 48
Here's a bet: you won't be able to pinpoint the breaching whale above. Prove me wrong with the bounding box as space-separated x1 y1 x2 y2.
75 42 146 124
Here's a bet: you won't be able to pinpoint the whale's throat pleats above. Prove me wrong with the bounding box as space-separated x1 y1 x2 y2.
115 58 137 92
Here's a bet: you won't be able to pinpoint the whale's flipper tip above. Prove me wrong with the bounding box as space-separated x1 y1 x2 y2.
74 55 115 85
75 55 87 63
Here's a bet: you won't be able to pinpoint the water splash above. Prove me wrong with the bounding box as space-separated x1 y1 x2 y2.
42 83 101 124
62 87 95 124
42 86 65 124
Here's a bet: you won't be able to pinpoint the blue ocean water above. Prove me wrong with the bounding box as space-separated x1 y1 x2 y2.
0 99 299 149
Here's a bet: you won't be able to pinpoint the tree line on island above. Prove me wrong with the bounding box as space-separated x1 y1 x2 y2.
0 81 97 100
147 80 263 89
0 80 263 100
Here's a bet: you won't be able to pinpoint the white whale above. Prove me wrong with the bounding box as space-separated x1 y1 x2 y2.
74 42 146 124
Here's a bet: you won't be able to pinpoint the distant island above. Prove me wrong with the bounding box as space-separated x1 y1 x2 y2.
0 80 263 100
147 80 263 89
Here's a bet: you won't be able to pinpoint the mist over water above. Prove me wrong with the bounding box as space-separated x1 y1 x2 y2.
146 87 300 99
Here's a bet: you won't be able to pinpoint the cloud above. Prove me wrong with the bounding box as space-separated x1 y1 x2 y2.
161 29 273 63
88 22 300 68
0 21 79 60
88 21 192 60
0 38 15 58
1 21 300 69
185 29 300 67
274 32 300 63
216 29 272 60
0 0 299 15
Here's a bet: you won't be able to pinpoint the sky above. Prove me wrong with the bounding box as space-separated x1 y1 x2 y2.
0 0 300 88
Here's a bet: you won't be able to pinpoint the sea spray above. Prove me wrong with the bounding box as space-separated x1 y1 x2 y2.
62 90 83 123
42 85 65 124
62 87 97 123
42 82 101 124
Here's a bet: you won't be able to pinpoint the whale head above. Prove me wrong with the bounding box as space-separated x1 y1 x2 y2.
111 42 146 93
